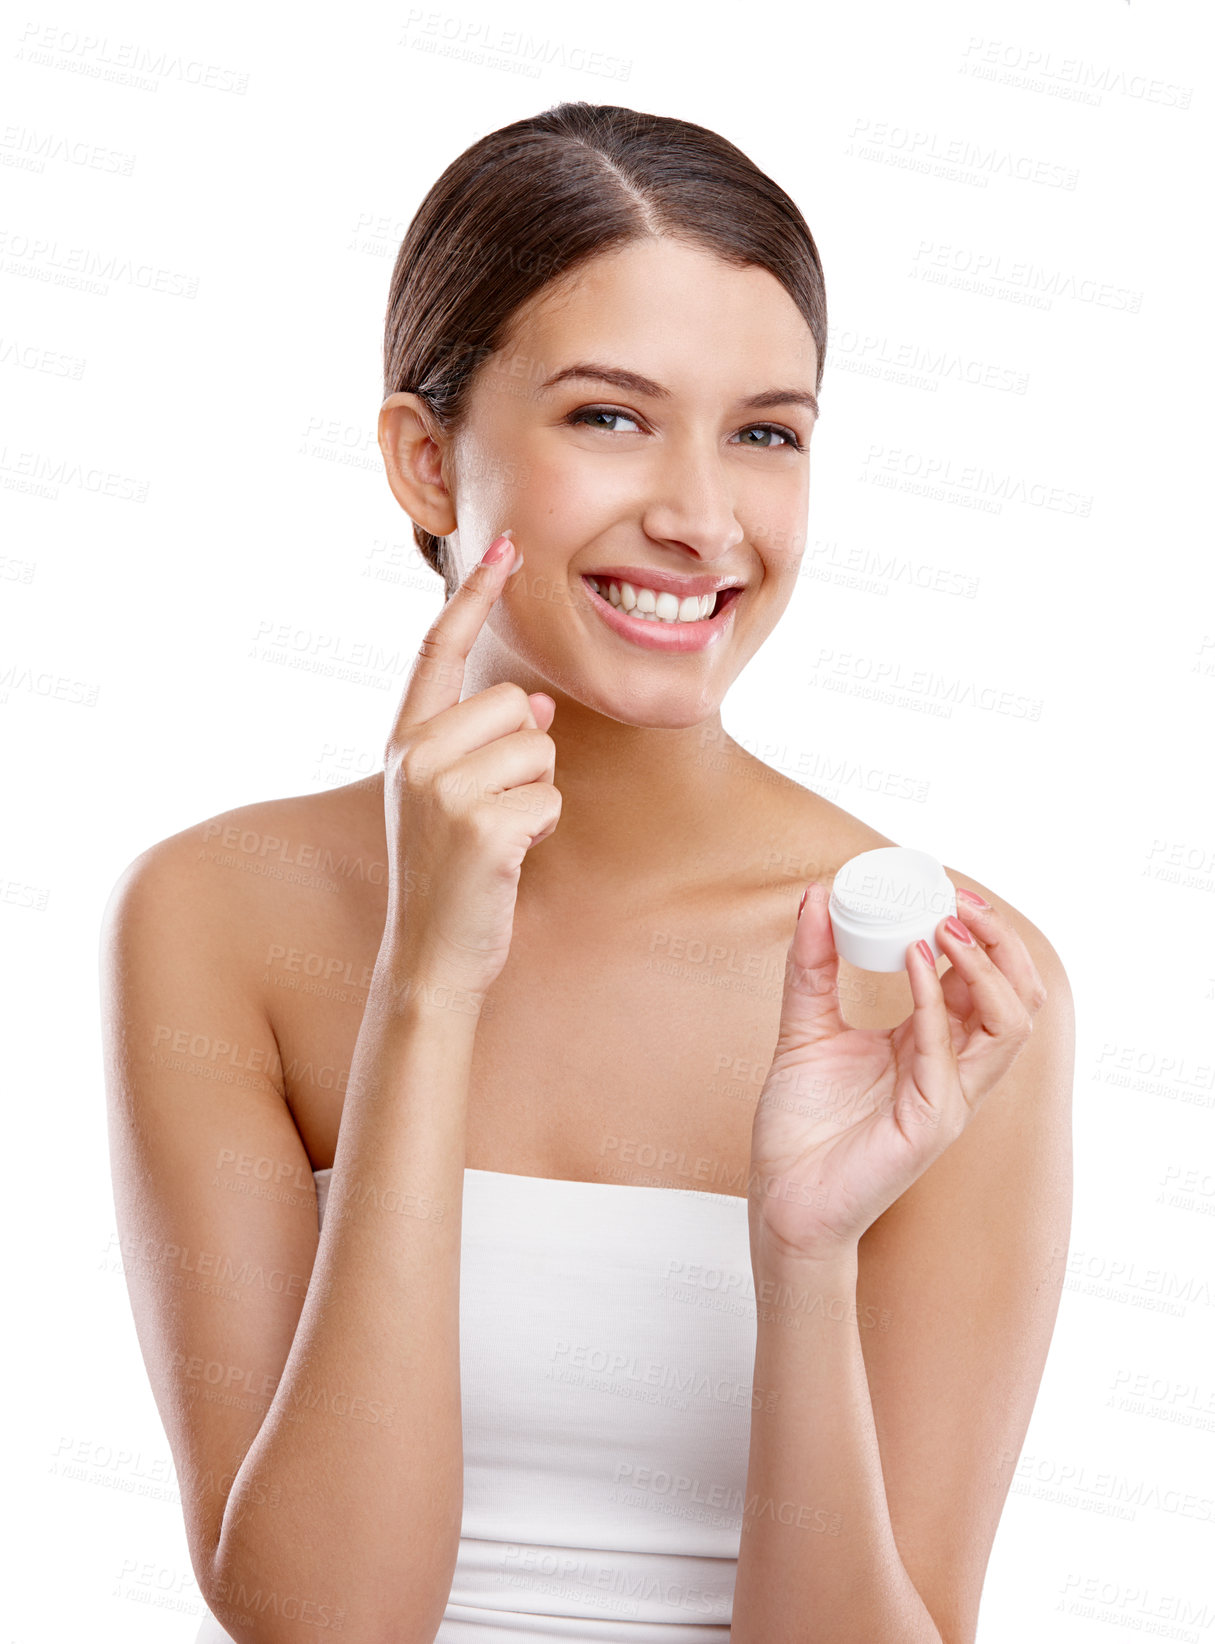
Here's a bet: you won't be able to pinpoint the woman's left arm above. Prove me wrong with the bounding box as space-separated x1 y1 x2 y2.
731 888 1075 1644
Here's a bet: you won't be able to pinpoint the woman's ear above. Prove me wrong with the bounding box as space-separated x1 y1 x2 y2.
377 392 458 538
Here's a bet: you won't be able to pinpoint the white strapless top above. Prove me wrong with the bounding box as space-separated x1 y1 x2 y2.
194 1165 757 1642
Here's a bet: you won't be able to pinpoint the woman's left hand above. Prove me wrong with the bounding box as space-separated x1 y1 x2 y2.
747 881 1048 1266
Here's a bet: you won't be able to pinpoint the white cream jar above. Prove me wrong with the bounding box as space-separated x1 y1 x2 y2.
828 846 957 972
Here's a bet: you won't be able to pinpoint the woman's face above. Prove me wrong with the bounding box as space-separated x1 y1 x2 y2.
446 236 819 727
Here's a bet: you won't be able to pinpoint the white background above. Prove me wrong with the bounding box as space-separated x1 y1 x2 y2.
2 0 1212 1638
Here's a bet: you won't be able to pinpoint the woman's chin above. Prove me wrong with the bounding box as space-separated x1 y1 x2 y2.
577 685 725 732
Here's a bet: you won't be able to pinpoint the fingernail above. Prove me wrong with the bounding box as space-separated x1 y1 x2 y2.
480 534 512 566
797 887 809 920
944 915 974 945
916 939 935 966
956 887 989 908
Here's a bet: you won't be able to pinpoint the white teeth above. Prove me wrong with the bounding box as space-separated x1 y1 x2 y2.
588 577 720 624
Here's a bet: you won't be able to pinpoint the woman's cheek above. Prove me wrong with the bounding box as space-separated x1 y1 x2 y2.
516 451 633 545
746 481 809 578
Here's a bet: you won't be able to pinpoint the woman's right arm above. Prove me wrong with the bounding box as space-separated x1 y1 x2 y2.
103 847 480 1644
102 537 559 1644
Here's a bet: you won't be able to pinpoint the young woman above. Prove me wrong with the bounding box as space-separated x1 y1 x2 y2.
102 102 1073 1644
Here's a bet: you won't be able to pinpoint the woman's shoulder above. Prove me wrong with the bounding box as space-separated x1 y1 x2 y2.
740 760 900 897
938 863 1071 1008
102 776 387 956
751 762 1069 987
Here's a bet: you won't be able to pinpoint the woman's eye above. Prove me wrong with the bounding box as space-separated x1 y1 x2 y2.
735 424 798 449
569 407 641 434
567 409 802 449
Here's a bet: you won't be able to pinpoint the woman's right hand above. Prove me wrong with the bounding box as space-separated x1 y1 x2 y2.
380 533 561 997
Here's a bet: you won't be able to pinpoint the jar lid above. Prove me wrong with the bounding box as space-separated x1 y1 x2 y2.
830 847 956 930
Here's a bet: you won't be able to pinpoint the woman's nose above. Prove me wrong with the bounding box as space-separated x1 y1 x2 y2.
637 441 746 558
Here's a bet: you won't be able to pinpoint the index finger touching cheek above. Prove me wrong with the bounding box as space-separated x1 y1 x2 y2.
389 531 524 743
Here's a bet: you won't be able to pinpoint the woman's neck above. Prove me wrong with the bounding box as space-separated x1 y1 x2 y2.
510 696 750 899
451 629 759 899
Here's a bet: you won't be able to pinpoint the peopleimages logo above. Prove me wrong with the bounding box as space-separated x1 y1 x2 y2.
909 241 1142 315
827 326 1027 395
859 444 1093 517
960 37 1193 109
14 23 250 93
847 117 1078 190
0 228 199 298
399 11 631 81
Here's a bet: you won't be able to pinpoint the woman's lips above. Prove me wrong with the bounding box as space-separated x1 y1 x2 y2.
580 576 742 653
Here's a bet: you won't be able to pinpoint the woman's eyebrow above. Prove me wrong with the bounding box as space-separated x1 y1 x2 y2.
539 362 818 420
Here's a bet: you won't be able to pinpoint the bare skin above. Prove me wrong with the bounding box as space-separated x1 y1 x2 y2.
103 237 1072 1642
181 761 915 1194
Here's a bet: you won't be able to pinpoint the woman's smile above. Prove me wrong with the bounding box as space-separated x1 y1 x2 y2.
579 572 744 653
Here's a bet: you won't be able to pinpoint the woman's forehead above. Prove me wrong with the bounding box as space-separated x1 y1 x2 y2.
495 243 818 391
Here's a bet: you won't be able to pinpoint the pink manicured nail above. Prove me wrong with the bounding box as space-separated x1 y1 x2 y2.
956 887 989 908
916 939 935 966
481 534 512 565
944 915 974 945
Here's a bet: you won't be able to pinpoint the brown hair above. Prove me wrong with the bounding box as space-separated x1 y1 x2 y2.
383 101 828 598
